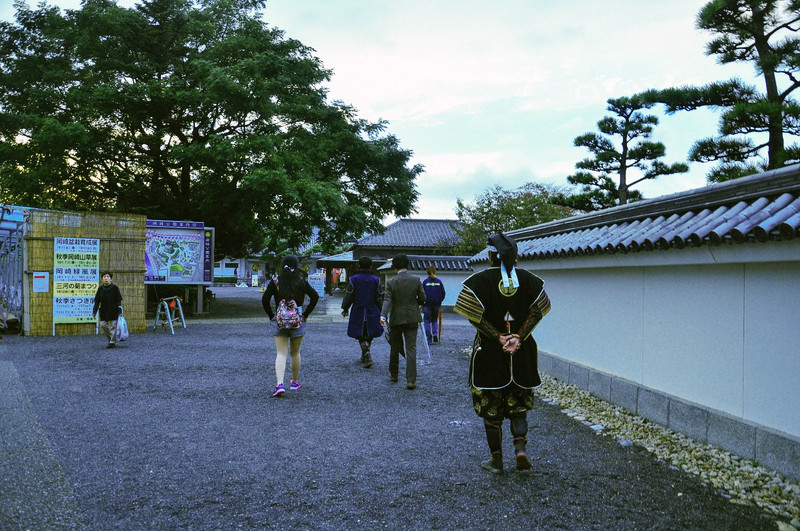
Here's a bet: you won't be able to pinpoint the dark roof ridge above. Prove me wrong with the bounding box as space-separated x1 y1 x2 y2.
508 163 800 241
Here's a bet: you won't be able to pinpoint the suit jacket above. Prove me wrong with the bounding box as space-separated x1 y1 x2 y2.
381 270 425 325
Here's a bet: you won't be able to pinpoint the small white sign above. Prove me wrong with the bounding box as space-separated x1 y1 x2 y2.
33 272 50 293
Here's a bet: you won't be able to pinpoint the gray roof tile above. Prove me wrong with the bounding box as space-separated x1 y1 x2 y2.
356 218 462 249
472 164 800 263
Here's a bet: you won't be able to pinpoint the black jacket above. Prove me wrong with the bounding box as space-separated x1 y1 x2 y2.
93 283 123 321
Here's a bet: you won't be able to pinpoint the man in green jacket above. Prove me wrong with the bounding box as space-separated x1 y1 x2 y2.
380 254 425 390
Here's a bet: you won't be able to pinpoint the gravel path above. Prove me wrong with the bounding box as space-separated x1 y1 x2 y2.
0 287 780 529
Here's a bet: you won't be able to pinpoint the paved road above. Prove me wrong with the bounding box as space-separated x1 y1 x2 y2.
0 287 777 529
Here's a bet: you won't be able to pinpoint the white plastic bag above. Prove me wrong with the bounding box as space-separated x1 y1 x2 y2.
116 315 130 341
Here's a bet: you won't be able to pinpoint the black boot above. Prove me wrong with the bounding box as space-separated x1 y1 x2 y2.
481 451 503 474
511 414 531 470
360 339 373 368
358 340 369 364
481 418 503 474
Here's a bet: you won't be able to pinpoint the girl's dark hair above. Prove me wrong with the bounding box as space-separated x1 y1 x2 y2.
277 255 303 300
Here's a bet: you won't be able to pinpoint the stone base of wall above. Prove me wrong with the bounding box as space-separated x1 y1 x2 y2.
539 350 800 483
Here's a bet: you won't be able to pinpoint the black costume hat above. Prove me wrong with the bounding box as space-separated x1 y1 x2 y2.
487 233 517 271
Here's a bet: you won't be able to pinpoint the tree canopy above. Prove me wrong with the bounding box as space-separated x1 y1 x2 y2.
453 182 573 255
0 0 422 258
558 96 689 212
640 0 800 182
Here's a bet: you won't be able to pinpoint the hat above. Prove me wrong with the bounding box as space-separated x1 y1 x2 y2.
487 233 517 269
487 233 519 289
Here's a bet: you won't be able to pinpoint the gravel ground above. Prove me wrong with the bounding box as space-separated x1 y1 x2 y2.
0 287 788 529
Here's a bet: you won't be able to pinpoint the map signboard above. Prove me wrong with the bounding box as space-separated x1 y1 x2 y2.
53 237 99 324
144 220 214 284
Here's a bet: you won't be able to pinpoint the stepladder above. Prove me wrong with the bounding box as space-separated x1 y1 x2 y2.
153 296 186 334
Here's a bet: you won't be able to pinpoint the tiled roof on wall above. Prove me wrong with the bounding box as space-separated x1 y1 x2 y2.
357 218 462 248
472 164 800 263
377 255 473 272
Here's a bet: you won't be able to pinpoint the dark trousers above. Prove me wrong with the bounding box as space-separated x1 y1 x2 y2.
389 323 418 383
422 305 441 339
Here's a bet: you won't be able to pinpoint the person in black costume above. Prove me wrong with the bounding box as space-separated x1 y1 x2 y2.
454 233 551 474
92 271 123 349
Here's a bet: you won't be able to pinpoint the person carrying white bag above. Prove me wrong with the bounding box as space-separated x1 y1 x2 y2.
92 271 124 348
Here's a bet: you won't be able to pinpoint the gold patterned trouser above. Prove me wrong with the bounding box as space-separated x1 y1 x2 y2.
471 385 534 420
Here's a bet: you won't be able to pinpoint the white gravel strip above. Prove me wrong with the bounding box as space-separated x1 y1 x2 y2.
535 374 800 529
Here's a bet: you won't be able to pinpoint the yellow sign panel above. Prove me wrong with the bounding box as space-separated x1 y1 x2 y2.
53 238 100 324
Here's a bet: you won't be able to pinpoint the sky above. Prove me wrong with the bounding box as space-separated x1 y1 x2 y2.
2 0 760 220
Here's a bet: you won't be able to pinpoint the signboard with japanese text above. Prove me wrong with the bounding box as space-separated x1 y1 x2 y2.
53 237 100 324
308 272 326 299
144 220 214 285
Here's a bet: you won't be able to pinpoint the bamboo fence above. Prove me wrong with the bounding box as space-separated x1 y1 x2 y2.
25 210 146 336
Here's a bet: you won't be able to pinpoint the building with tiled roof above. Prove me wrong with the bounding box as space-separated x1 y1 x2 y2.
353 218 462 259
476 164 800 481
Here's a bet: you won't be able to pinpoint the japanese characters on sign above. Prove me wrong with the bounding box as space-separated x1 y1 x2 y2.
53 237 100 324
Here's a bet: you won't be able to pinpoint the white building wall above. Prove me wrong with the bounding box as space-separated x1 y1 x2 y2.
742 261 800 437
641 264 745 416
525 240 800 440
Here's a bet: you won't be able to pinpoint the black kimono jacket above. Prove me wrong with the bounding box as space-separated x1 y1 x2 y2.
455 267 550 390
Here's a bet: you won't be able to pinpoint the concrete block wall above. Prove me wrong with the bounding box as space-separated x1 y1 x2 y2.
538 351 800 482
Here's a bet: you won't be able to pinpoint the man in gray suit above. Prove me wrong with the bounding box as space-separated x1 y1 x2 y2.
380 254 426 390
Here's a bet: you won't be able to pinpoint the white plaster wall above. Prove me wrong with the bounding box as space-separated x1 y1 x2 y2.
532 268 645 382
742 262 800 437
641 265 744 415
436 272 467 307
526 248 800 439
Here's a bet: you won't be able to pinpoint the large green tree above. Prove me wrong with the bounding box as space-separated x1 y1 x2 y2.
0 0 421 258
559 96 689 212
640 0 800 182
453 182 573 255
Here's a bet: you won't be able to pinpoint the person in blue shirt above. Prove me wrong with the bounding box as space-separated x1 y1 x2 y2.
421 266 446 344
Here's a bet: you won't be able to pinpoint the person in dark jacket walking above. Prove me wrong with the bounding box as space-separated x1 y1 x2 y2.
454 233 551 474
341 256 384 368
380 254 425 390
92 271 123 349
421 266 446 344
262 255 320 397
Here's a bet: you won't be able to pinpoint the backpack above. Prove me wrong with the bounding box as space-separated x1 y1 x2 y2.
275 299 302 329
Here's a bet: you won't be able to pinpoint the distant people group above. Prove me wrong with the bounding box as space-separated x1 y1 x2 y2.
258 233 551 475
